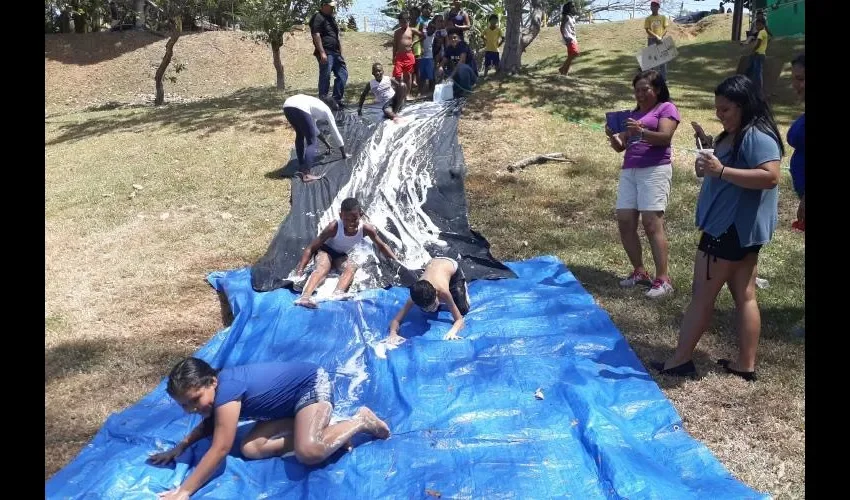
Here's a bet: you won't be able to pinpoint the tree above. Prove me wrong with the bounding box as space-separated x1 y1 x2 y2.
152 0 208 105
240 0 313 90
347 14 358 31
501 0 544 74
45 0 111 33
241 0 351 90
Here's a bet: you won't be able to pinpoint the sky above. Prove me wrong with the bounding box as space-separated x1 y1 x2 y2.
338 0 746 33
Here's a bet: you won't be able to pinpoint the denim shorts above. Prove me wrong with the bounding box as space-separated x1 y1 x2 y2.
293 367 334 414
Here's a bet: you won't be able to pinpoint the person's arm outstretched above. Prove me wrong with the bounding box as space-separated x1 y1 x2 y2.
440 291 465 341
148 420 212 465
357 83 371 116
388 299 414 344
363 224 398 261
158 402 241 500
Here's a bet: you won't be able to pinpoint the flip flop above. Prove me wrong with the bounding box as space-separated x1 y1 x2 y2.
717 359 758 382
649 360 698 378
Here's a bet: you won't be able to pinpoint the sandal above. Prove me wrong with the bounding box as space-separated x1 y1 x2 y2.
717 359 758 382
649 360 697 378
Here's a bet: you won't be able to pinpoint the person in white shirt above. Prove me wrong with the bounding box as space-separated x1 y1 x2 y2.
282 94 350 182
559 2 580 76
357 63 405 122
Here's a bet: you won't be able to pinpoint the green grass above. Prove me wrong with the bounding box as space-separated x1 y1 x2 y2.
45 16 804 497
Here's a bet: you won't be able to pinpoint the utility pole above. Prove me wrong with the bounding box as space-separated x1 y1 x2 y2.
731 0 744 40
632 0 636 19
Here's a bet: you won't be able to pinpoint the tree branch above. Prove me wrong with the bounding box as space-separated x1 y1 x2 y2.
506 153 574 172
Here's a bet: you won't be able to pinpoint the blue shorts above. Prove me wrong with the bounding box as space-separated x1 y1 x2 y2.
484 51 500 69
418 58 435 81
294 367 334 414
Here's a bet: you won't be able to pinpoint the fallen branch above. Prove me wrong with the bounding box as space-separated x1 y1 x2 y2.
506 152 574 172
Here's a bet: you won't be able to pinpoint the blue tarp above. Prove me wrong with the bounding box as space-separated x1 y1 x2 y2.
46 257 767 499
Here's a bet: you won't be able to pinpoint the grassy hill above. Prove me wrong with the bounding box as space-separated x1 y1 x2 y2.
45 14 805 498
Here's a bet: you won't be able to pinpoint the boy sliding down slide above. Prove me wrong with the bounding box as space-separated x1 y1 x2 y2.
294 197 398 309
357 63 406 123
387 256 471 344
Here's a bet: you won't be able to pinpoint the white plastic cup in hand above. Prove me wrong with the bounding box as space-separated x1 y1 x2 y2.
695 149 713 178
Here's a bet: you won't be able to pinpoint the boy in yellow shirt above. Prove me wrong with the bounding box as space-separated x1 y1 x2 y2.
745 17 768 90
644 0 668 80
482 14 504 76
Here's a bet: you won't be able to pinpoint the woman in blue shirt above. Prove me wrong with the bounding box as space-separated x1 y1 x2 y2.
652 75 784 382
149 358 390 499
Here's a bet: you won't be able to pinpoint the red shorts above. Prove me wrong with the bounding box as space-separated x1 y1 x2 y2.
393 51 416 78
564 38 580 57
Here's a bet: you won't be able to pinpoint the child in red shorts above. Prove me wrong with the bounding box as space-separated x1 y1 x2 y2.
393 11 422 102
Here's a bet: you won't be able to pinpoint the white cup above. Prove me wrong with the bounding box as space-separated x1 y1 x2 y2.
697 148 714 157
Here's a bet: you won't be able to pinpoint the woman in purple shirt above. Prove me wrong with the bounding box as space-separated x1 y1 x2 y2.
149 358 390 499
605 70 681 299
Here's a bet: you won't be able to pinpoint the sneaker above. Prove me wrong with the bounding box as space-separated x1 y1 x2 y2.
646 278 674 299
619 269 652 288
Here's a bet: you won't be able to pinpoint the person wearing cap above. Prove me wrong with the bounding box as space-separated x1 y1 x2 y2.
644 0 668 80
310 0 348 109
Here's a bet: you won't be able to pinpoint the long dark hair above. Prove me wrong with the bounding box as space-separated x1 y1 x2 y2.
563 2 578 17
714 74 785 162
166 357 219 398
632 69 670 111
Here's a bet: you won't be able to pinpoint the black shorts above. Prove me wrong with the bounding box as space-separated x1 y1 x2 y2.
319 244 348 262
448 265 470 315
697 225 762 262
382 92 403 119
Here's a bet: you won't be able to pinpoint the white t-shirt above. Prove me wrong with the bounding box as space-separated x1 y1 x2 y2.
421 34 435 59
282 94 344 146
562 15 577 42
369 76 395 106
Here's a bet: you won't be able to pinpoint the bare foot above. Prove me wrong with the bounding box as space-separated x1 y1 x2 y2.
295 171 323 183
357 407 390 439
294 297 317 309
331 291 355 301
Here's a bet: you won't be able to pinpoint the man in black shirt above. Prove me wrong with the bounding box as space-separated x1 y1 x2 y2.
310 0 348 108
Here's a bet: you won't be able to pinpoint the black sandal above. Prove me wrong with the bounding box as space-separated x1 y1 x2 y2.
717 359 758 382
649 360 697 378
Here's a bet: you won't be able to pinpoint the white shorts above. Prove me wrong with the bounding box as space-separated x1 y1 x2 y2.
615 164 673 212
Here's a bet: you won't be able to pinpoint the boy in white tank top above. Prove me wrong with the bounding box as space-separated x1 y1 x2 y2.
294 197 398 308
357 63 406 123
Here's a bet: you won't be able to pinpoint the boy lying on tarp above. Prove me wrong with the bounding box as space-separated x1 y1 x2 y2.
387 255 471 344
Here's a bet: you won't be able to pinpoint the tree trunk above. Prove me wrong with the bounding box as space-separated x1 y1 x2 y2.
521 0 545 50
73 12 87 33
155 29 180 106
501 0 524 74
502 0 545 75
59 11 72 33
271 38 285 90
134 0 146 29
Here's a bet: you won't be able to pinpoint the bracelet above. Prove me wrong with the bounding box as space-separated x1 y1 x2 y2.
719 166 725 179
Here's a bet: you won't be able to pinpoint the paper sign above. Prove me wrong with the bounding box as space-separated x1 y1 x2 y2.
637 36 678 71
